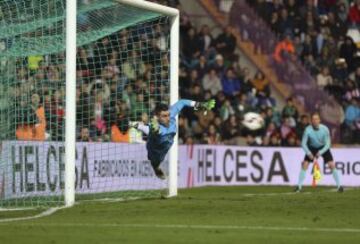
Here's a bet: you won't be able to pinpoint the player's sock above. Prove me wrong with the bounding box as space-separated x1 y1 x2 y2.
297 169 306 190
332 168 340 189
150 161 165 179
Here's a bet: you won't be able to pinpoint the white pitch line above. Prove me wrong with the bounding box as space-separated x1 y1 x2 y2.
2 222 360 234
241 187 357 197
0 207 39 212
0 207 63 223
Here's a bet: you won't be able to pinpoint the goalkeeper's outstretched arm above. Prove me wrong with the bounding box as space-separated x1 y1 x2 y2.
130 99 215 133
170 99 216 118
128 121 150 135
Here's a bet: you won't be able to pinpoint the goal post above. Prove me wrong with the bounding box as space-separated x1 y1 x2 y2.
65 0 77 207
0 0 179 209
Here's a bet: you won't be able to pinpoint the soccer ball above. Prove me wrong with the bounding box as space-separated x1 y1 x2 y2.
242 112 265 131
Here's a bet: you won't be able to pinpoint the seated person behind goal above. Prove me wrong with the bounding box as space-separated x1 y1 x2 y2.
131 99 215 179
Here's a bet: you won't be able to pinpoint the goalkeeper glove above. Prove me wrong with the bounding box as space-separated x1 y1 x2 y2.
195 99 216 111
150 117 160 134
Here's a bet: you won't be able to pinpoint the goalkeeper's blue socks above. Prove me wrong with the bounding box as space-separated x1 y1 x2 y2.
297 169 306 190
332 168 341 189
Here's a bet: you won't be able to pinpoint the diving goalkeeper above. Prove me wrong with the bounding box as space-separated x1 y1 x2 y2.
295 112 343 192
132 99 215 179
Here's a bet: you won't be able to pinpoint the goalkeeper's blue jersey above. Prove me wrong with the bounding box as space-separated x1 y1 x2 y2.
147 99 193 163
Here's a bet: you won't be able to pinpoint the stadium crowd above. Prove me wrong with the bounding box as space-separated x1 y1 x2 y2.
242 0 360 144
11 0 360 146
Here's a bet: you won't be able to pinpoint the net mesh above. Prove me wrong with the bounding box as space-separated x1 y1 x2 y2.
0 0 172 208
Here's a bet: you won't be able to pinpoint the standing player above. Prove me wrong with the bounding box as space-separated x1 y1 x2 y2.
295 112 343 192
132 99 215 179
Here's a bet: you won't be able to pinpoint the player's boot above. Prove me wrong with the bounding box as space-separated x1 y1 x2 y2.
294 186 302 193
154 167 166 180
337 186 344 193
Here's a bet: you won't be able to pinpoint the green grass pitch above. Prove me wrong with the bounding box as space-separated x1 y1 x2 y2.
1 186 360 244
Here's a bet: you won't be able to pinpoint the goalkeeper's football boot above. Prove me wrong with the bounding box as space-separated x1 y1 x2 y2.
294 186 302 193
154 167 166 180
337 186 344 193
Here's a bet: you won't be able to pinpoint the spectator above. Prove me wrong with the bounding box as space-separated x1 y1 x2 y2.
202 69 222 96
343 98 360 143
337 1 349 23
265 122 278 138
269 132 281 146
220 99 235 121
251 71 270 96
222 115 241 143
286 0 298 22
257 93 276 109
182 27 202 67
332 59 349 85
178 116 191 143
278 8 293 35
189 83 203 101
316 66 334 89
198 24 214 53
344 98 360 128
94 37 113 74
301 34 316 60
261 135 270 146
211 54 226 75
15 96 37 140
77 48 94 77
265 107 281 127
130 93 148 120
246 134 259 146
240 67 254 94
273 35 295 63
205 124 221 144
270 11 280 33
31 93 46 141
339 36 357 71
304 54 319 75
49 90 65 141
282 97 299 120
28 55 43 72
283 132 298 147
111 119 131 143
195 55 208 79
348 0 360 25
234 93 253 118
350 66 360 87
221 68 241 97
293 35 303 57
295 114 309 139
280 117 295 142
122 51 146 81
189 69 201 86
104 57 120 78
343 80 360 102
215 26 237 60
79 127 92 142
